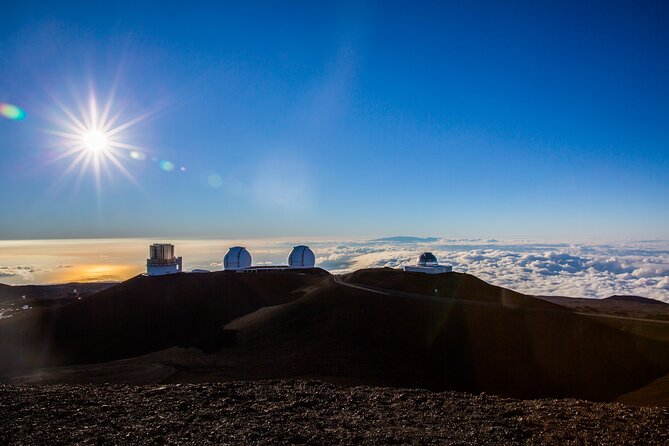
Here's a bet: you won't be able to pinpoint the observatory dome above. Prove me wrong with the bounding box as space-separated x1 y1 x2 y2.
417 252 438 267
224 246 252 270
288 245 316 268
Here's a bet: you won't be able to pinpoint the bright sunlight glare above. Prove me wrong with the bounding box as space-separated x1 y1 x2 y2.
45 91 151 197
82 129 109 153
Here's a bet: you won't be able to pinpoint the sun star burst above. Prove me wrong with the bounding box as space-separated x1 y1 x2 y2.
45 91 149 196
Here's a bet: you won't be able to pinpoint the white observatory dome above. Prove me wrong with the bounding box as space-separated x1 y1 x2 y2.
224 246 252 270
288 245 316 268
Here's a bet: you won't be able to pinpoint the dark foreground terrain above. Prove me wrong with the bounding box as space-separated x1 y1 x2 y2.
2 380 668 446
2 269 669 405
2 270 669 444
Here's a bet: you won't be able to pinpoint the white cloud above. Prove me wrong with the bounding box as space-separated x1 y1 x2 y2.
1 238 667 302
0 266 37 281
310 239 669 302
657 277 669 291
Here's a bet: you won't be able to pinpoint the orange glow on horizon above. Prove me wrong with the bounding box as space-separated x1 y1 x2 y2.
50 264 142 283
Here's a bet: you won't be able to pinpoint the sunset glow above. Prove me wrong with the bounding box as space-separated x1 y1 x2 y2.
52 264 142 283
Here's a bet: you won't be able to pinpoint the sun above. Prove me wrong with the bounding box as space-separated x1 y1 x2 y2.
82 129 109 153
45 91 151 196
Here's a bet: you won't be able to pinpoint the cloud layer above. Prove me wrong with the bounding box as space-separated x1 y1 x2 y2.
310 239 669 302
1 238 667 302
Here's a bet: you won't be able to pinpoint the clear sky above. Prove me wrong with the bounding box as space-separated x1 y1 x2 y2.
1 1 668 240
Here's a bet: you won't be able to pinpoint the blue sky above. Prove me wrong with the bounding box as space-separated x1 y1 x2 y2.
1 1 668 240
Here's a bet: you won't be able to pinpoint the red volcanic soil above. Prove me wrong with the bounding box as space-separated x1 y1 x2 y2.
2 268 669 406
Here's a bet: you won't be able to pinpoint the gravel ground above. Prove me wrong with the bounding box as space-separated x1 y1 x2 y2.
1 380 668 445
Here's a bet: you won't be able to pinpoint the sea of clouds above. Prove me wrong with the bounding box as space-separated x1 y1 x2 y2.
308 238 669 302
1 237 668 302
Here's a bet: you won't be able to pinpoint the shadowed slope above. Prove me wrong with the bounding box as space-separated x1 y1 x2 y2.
0 269 328 374
227 270 669 401
3 268 668 404
344 268 558 309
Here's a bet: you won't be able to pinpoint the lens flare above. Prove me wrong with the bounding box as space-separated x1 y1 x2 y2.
208 174 223 188
0 103 26 120
129 150 146 160
159 160 175 172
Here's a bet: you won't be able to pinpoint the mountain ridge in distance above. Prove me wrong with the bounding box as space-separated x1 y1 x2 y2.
605 295 669 305
371 236 440 243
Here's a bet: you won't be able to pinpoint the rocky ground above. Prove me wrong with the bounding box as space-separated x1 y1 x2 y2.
1 380 668 445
